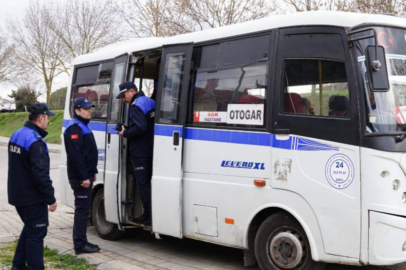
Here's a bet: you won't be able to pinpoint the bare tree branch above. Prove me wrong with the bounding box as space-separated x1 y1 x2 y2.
8 1 65 103
0 28 15 84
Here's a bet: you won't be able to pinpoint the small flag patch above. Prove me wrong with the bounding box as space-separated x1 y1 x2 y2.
71 134 78 140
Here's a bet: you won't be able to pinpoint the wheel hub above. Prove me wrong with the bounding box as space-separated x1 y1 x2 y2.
269 231 304 269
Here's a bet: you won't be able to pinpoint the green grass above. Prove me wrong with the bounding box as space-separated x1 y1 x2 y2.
0 241 97 270
0 110 63 144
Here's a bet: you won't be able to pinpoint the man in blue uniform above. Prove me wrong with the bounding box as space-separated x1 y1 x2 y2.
116 82 155 226
8 103 57 270
64 97 100 254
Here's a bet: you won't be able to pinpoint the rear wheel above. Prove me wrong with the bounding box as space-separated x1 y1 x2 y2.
92 188 125 240
255 212 326 270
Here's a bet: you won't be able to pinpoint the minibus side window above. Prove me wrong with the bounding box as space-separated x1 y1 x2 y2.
71 62 113 120
160 53 186 123
192 63 267 127
189 35 270 128
282 60 349 117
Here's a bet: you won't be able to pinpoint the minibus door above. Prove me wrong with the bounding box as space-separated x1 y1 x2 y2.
152 44 193 238
104 54 129 224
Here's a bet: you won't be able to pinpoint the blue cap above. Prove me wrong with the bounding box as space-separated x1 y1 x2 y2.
29 103 55 116
116 81 137 99
74 97 95 109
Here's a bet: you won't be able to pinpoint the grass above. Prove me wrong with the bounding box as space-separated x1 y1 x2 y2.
0 110 64 144
0 241 97 270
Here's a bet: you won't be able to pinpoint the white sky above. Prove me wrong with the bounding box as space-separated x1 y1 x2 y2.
0 0 70 101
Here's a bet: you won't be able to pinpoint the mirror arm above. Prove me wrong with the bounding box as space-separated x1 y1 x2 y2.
348 28 380 69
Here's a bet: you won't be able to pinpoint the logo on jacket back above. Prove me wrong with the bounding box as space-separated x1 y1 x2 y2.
221 160 265 170
9 145 21 154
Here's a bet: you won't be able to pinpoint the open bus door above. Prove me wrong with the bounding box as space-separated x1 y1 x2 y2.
104 54 129 224
152 44 193 238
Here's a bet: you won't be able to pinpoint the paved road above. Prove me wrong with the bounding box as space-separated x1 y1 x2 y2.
0 145 403 270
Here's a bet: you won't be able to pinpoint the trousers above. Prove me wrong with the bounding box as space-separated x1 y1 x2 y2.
131 157 152 219
13 202 48 270
73 186 92 250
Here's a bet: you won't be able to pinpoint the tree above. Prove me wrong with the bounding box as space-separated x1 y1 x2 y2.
8 1 66 104
279 0 357 12
173 0 276 32
48 0 123 75
115 0 277 38
355 0 406 15
0 28 15 84
49 87 67 110
8 85 42 112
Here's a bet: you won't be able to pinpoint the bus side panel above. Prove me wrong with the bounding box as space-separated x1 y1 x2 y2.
60 73 74 208
271 135 361 259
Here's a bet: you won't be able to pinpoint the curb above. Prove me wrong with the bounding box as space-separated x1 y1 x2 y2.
0 141 61 154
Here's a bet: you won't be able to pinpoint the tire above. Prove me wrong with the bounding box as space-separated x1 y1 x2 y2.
255 212 326 270
92 188 125 240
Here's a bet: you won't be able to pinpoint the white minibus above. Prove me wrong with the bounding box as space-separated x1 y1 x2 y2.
60 11 406 270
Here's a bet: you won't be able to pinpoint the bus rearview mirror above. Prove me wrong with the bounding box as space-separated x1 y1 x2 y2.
366 45 390 92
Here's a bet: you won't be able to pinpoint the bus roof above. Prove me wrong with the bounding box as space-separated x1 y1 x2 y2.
72 11 406 66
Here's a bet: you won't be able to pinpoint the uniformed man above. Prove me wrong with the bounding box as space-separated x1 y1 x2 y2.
8 103 57 270
116 82 155 226
64 97 100 254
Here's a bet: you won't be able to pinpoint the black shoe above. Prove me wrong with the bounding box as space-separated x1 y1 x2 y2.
86 242 99 249
141 218 151 226
132 215 148 224
11 266 28 270
75 244 100 254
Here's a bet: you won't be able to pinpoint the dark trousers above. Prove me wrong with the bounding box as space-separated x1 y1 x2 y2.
73 186 92 250
131 157 152 219
13 202 48 270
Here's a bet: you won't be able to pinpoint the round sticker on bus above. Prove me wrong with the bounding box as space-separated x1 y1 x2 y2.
325 154 355 189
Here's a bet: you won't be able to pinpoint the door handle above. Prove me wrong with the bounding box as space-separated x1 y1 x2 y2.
275 129 290 135
108 132 111 144
173 131 180 146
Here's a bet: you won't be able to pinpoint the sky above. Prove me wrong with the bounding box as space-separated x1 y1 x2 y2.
0 0 70 101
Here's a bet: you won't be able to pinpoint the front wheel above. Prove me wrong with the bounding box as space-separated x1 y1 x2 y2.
255 212 326 270
92 188 125 240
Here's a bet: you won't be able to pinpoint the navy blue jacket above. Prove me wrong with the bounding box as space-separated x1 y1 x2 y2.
124 91 155 158
63 116 98 189
8 122 56 207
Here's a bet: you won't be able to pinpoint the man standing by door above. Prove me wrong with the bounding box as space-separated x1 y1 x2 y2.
64 97 100 254
116 81 155 226
8 103 57 270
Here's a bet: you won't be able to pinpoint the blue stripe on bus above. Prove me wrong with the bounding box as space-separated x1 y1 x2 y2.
154 125 338 151
107 124 119 134
154 125 183 137
184 128 271 146
63 119 107 132
64 121 338 151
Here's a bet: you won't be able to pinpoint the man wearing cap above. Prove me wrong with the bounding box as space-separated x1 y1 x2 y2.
116 82 155 226
64 97 100 254
8 103 57 270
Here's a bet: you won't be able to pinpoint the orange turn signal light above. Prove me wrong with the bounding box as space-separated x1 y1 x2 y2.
254 180 266 187
225 218 234 225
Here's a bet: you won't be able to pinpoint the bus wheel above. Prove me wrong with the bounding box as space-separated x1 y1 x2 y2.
254 212 325 270
92 188 125 240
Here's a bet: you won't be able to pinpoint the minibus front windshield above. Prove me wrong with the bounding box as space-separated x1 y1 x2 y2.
357 27 406 134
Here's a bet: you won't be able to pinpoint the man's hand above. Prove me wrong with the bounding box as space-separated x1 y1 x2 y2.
118 125 125 137
81 179 91 188
94 174 97 182
49 202 57 212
